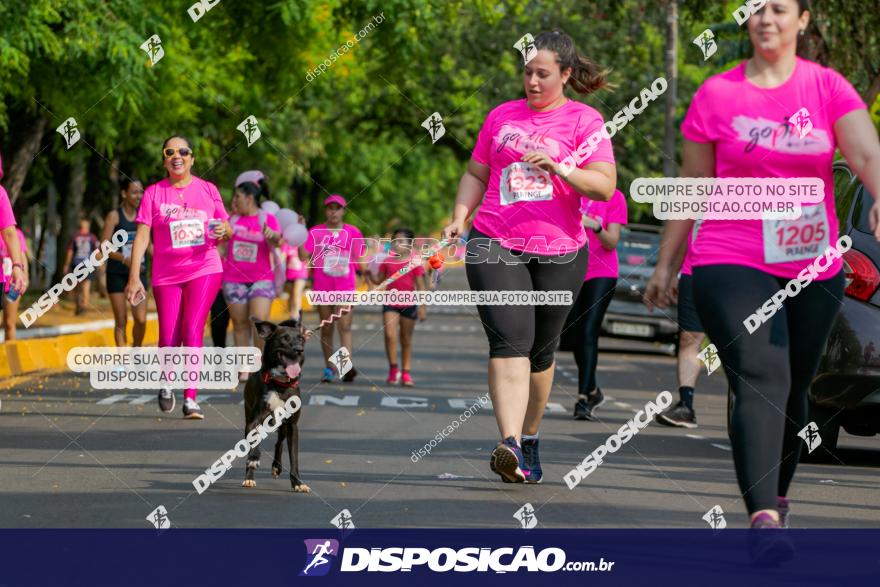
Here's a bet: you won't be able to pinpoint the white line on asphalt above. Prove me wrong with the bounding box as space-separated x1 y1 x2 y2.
613 402 632 409
711 443 732 451
685 434 706 440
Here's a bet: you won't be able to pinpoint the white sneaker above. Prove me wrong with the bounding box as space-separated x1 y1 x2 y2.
157 387 175 413
182 398 204 420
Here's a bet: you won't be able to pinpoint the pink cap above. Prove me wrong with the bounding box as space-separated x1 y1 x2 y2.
235 170 264 187
324 194 347 208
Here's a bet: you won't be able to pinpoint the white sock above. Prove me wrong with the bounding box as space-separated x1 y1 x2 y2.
522 433 538 442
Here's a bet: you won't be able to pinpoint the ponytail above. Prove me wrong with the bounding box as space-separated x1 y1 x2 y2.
533 31 612 95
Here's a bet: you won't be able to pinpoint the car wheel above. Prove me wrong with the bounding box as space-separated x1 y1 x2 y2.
800 401 842 463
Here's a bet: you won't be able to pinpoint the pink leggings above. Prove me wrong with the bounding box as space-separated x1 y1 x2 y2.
153 272 223 400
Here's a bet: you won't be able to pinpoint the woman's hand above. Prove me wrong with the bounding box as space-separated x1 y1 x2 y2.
643 266 673 311
10 265 27 295
522 151 561 176
125 276 146 306
581 214 601 232
417 305 427 322
262 224 281 245
441 218 465 244
667 274 680 305
871 199 880 241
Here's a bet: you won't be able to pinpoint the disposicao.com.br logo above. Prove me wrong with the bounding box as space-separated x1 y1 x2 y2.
299 541 614 575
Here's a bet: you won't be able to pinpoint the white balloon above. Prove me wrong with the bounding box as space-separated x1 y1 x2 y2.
261 200 281 215
277 209 298 229
283 223 308 247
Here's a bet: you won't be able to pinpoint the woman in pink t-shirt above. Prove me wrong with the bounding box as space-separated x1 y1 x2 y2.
0 154 28 302
302 194 367 383
565 190 627 420
222 171 282 381
645 0 880 531
126 136 232 420
441 31 617 484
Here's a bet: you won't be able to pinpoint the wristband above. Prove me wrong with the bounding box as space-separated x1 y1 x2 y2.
593 224 602 234
12 262 24 270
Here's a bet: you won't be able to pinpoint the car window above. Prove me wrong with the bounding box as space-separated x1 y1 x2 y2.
832 164 857 233
851 184 875 235
619 233 659 267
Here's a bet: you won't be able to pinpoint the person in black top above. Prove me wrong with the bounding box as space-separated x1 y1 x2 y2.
101 177 150 346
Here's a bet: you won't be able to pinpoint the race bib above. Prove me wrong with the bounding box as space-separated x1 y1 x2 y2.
499 162 553 206
232 241 259 263
762 204 829 264
169 218 205 249
323 254 350 277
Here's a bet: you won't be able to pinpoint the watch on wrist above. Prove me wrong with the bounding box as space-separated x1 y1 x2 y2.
12 262 24 270
593 224 602 234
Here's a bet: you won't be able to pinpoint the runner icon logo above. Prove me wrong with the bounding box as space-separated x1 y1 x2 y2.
697 344 721 375
789 107 813 139
139 34 164 66
422 112 445 144
331 509 356 530
56 117 80 149
798 421 822 454
693 29 717 60
237 115 261 147
702 505 726 530
329 346 352 378
300 539 339 577
514 33 537 64
146 505 171 529
514 503 538 529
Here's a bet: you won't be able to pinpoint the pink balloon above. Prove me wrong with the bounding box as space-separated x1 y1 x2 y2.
283 223 308 247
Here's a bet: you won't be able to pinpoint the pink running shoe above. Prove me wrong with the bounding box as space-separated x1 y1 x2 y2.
401 371 414 387
387 366 400 385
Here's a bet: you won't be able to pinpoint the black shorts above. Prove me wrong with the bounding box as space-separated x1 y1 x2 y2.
677 274 703 333
383 305 418 320
106 272 148 295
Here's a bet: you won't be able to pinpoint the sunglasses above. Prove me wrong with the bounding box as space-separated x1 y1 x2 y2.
163 147 193 159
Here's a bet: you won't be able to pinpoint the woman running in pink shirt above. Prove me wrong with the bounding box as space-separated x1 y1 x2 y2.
645 0 880 535
442 31 617 483
223 170 282 381
0 153 28 313
126 136 231 420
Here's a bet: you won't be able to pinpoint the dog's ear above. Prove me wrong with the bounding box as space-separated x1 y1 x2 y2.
279 318 301 330
251 317 277 340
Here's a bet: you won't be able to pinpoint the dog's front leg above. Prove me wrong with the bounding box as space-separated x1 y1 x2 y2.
242 416 263 488
287 420 310 493
272 425 286 479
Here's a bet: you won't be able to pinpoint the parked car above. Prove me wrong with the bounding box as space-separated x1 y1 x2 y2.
601 224 679 346
727 161 880 462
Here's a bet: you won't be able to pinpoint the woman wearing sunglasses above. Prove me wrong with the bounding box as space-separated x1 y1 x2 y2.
126 136 231 420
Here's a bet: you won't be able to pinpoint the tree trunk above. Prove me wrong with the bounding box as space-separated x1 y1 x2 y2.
663 0 679 177
57 151 87 282
6 116 48 206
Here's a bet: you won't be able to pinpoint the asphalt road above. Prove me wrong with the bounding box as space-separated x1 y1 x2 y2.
2 268 879 530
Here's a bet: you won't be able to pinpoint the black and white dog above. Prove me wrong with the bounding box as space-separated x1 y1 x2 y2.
242 317 310 493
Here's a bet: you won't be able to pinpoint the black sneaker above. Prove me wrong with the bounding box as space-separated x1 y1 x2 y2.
655 401 698 428
342 367 358 383
157 387 175 413
489 436 526 483
573 389 605 421
521 438 542 484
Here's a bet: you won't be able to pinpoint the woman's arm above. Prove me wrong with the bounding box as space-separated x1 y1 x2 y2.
1 226 27 292
596 222 622 251
100 210 125 263
835 110 880 240
127 224 151 276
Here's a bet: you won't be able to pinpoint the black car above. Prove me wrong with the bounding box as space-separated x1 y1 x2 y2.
601 224 679 345
727 161 880 461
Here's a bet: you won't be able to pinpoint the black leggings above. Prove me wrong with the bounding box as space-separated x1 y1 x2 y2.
465 228 588 372
693 265 844 514
565 278 617 395
209 290 230 348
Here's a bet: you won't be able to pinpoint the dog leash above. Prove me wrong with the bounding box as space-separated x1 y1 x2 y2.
304 238 450 336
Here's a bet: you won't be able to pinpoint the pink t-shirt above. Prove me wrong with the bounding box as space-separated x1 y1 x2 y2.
305 223 365 292
379 254 425 308
223 213 281 284
581 189 628 280
282 242 308 281
0 227 26 287
0 186 14 231
136 176 228 287
471 99 616 255
681 58 866 279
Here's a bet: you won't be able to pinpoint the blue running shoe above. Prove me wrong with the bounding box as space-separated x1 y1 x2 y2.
321 367 334 383
490 436 526 483
521 438 542 484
